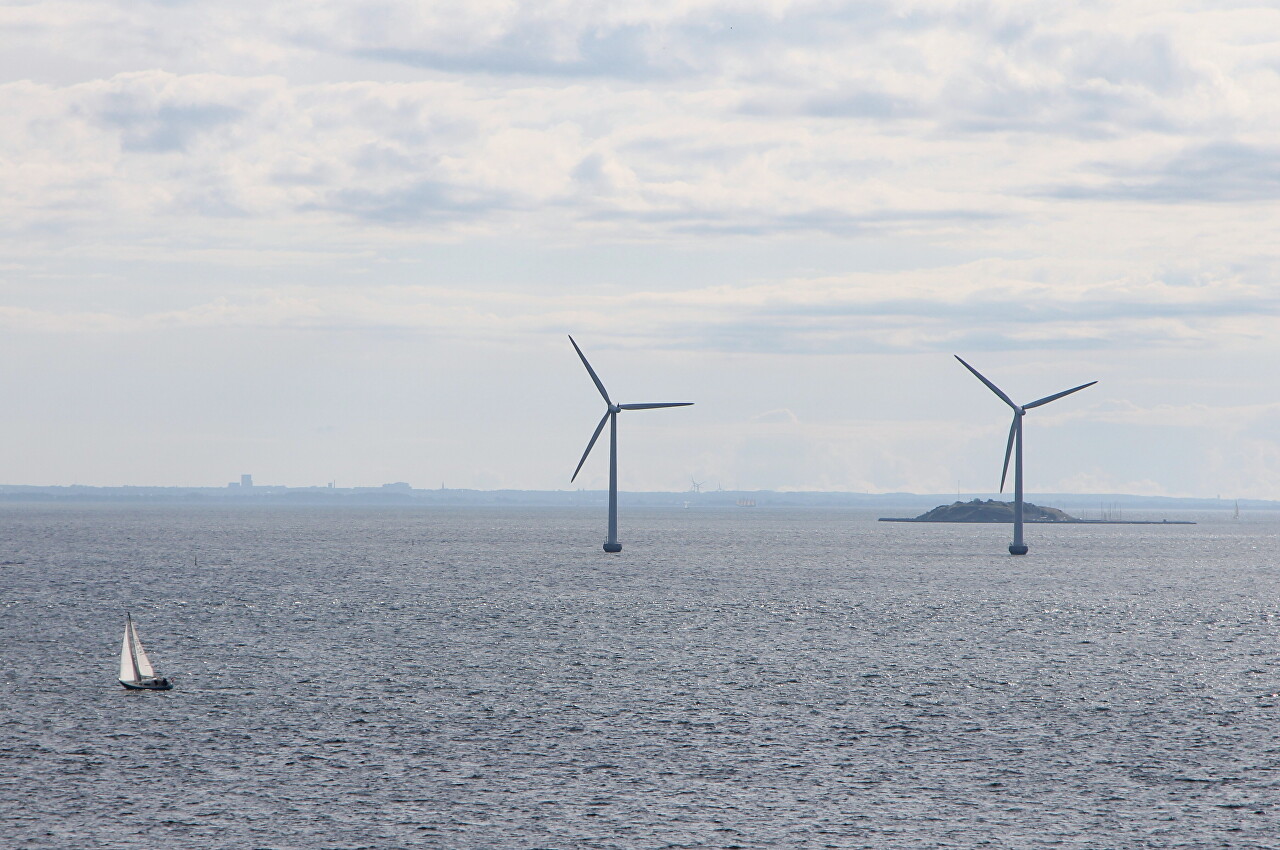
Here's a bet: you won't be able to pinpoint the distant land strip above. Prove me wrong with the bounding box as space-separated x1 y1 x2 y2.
0 485 1254 513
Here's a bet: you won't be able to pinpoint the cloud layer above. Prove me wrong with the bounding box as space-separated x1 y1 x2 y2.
3 1 1280 494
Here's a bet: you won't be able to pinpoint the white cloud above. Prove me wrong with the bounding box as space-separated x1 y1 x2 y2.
2 255 1278 363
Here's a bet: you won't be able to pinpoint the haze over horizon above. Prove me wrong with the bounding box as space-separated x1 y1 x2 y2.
4 3 1280 499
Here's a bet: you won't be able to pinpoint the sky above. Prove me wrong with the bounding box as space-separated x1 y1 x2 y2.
3 0 1280 497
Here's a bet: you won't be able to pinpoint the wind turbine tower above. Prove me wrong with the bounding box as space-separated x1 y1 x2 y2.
569 336 693 552
955 356 1096 555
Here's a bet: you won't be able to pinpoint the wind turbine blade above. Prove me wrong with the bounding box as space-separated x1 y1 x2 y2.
617 402 694 410
1022 381 1098 410
568 335 611 405
571 411 611 482
1000 415 1017 493
955 355 1017 410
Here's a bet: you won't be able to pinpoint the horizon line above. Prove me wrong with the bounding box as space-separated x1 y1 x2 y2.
0 483 1261 503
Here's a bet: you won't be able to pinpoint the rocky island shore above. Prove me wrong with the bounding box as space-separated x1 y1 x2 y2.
879 498 1194 524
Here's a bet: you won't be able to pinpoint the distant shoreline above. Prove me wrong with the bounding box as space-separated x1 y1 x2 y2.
0 485 1259 513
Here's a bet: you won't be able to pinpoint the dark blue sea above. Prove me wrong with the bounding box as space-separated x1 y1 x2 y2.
2 503 1278 848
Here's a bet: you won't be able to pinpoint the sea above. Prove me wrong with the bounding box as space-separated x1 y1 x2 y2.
2 502 1278 848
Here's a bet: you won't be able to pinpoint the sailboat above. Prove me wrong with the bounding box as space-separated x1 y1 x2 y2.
118 613 173 690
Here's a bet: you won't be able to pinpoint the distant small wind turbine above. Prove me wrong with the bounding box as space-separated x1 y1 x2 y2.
955 356 1096 555
690 478 702 493
569 336 693 552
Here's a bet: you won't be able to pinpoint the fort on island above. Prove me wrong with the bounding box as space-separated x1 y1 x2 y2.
911 499 1075 522
879 498 1194 525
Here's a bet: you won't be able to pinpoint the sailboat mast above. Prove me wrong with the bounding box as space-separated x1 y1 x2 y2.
126 614 141 681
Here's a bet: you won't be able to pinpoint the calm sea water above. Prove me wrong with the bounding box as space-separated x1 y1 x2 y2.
2 503 1278 848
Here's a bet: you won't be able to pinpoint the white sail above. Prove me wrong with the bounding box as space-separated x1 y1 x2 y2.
119 621 138 682
130 620 156 678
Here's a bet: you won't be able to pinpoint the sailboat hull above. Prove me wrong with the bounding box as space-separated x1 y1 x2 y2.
119 678 173 691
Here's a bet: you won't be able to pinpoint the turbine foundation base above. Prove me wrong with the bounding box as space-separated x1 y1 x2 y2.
603 542 622 553
1009 543 1028 556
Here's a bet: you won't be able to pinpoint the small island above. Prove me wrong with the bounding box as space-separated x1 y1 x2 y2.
879 498 1194 524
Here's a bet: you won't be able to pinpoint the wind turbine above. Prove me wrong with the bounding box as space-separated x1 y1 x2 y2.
569 336 693 552
955 356 1096 555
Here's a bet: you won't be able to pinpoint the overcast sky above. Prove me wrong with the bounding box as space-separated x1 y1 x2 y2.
3 1 1280 497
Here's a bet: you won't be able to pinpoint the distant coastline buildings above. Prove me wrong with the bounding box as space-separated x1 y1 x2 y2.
221 476 412 494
